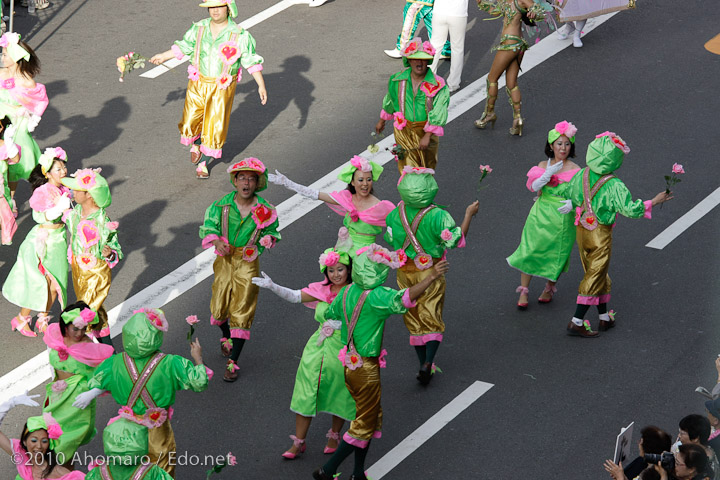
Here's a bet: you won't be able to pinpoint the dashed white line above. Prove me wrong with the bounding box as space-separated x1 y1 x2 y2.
646 186 720 250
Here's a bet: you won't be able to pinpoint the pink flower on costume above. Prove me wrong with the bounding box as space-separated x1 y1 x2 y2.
218 41 241 65
185 315 199 326
0 32 20 48
553 121 577 139
56 346 69 362
350 155 372 173
50 147 67 161
478 164 493 173
395 249 408 266
1 78 15 90
216 74 232 90
421 41 436 56
393 112 407 130
242 246 259 262
73 308 96 329
187 64 200 81
420 76 445 97
378 349 388 368
106 221 119 231
227 452 237 467
440 229 453 242
398 165 436 186
596 131 630 153
227 157 266 174
321 324 335 340
337 345 348 364
250 203 277 229
72 168 98 189
77 220 100 249
51 380 67 393
402 40 420 56
349 209 360 223
338 227 350 241
672 163 685 174
259 235 274 248
133 308 168 332
364 243 405 269
227 360 239 373
76 254 98 271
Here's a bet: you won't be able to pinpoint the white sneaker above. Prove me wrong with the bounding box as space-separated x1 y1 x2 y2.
383 48 402 59
448 85 460 93
308 0 328 7
557 23 574 40
572 30 583 48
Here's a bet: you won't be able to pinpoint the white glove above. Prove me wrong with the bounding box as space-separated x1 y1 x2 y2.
268 170 319 200
531 160 564 192
251 271 302 303
557 199 573 214
4 123 17 142
0 391 40 424
72 388 105 409
27 114 41 133
45 192 71 220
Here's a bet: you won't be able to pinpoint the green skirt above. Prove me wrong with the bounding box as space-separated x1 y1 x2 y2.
43 374 97 462
2 225 68 311
506 192 576 282
290 326 356 421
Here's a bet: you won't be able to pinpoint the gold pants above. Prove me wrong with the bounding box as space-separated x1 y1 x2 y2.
345 357 382 445
393 121 439 173
210 252 260 333
148 420 176 478
576 224 613 298
397 261 446 340
71 256 111 334
178 73 237 158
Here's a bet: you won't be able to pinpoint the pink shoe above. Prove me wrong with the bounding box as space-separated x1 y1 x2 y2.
515 286 529 310
538 282 557 304
35 313 52 333
11 314 36 337
324 429 340 454
281 435 306 459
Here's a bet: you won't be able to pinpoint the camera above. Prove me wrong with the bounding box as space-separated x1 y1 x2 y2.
644 452 675 472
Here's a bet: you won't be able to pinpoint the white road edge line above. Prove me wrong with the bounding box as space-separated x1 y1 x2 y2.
645 186 720 250
366 381 494 479
140 0 310 79
0 12 618 403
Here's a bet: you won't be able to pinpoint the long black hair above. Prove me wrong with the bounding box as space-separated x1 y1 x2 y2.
20 423 59 478
16 40 41 79
28 158 66 192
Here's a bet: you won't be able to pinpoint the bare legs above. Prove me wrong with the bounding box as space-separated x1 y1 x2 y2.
475 49 525 134
284 414 345 456
517 274 559 305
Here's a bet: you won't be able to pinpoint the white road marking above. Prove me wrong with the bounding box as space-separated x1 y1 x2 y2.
366 381 494 479
645 186 720 250
140 0 310 79
0 13 618 403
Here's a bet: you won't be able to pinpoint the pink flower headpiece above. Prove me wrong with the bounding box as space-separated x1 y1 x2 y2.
356 244 407 269
349 155 372 173
0 32 20 48
402 39 421 56
421 41 436 57
398 165 435 186
554 121 577 139
72 308 97 329
596 131 630 154
227 157 266 174
319 251 340 268
134 308 169 332
42 413 63 440
70 168 102 189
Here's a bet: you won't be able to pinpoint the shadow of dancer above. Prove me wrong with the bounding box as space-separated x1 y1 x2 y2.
206 55 315 174
59 96 130 161
110 198 167 280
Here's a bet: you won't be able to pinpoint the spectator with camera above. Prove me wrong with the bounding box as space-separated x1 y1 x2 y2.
651 444 712 480
675 414 720 479
604 425 672 480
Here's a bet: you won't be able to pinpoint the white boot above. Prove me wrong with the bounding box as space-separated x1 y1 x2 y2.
308 0 329 7
383 48 402 59
572 28 583 48
557 22 574 40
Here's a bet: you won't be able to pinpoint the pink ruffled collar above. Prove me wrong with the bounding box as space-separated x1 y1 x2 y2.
327 190 394 227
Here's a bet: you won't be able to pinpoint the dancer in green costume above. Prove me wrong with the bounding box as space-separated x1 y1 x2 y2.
42 302 114 464
74 308 211 478
85 419 172 480
252 229 356 459
0 32 49 213
506 121 581 309
0 399 85 479
3 147 71 337
269 156 395 257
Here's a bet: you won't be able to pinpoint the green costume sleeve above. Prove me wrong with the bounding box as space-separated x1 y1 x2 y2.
169 355 210 393
432 209 463 250
174 23 199 57
238 31 264 70
102 211 123 261
368 287 407 317
566 169 584 208
259 215 281 245
381 76 397 116
86 356 113 391
608 181 647 219
199 201 222 240
326 287 345 322
427 87 450 128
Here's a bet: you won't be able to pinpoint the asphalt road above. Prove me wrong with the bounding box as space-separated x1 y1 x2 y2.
0 0 718 478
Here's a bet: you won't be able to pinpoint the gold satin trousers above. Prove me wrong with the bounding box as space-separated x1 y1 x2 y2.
345 357 382 443
210 252 260 331
397 261 446 337
148 420 176 478
71 256 111 333
576 224 613 297
393 121 439 173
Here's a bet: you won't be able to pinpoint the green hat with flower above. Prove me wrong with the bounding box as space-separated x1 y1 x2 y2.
337 156 383 184
352 244 406 290
548 120 577 144
61 168 112 208
61 306 99 328
397 166 438 209
26 413 63 450
199 0 238 18
122 308 168 359
401 37 436 67
227 157 268 191
102 418 149 466
319 227 353 272
586 131 630 175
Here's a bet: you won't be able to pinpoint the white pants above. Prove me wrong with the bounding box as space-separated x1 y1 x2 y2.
429 13 467 90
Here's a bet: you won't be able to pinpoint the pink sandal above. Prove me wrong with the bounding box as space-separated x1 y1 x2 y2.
538 283 557 304
11 314 36 337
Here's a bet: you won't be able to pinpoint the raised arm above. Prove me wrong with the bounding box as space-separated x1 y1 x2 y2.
267 170 339 205
0 392 40 455
252 271 320 304
407 260 450 302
